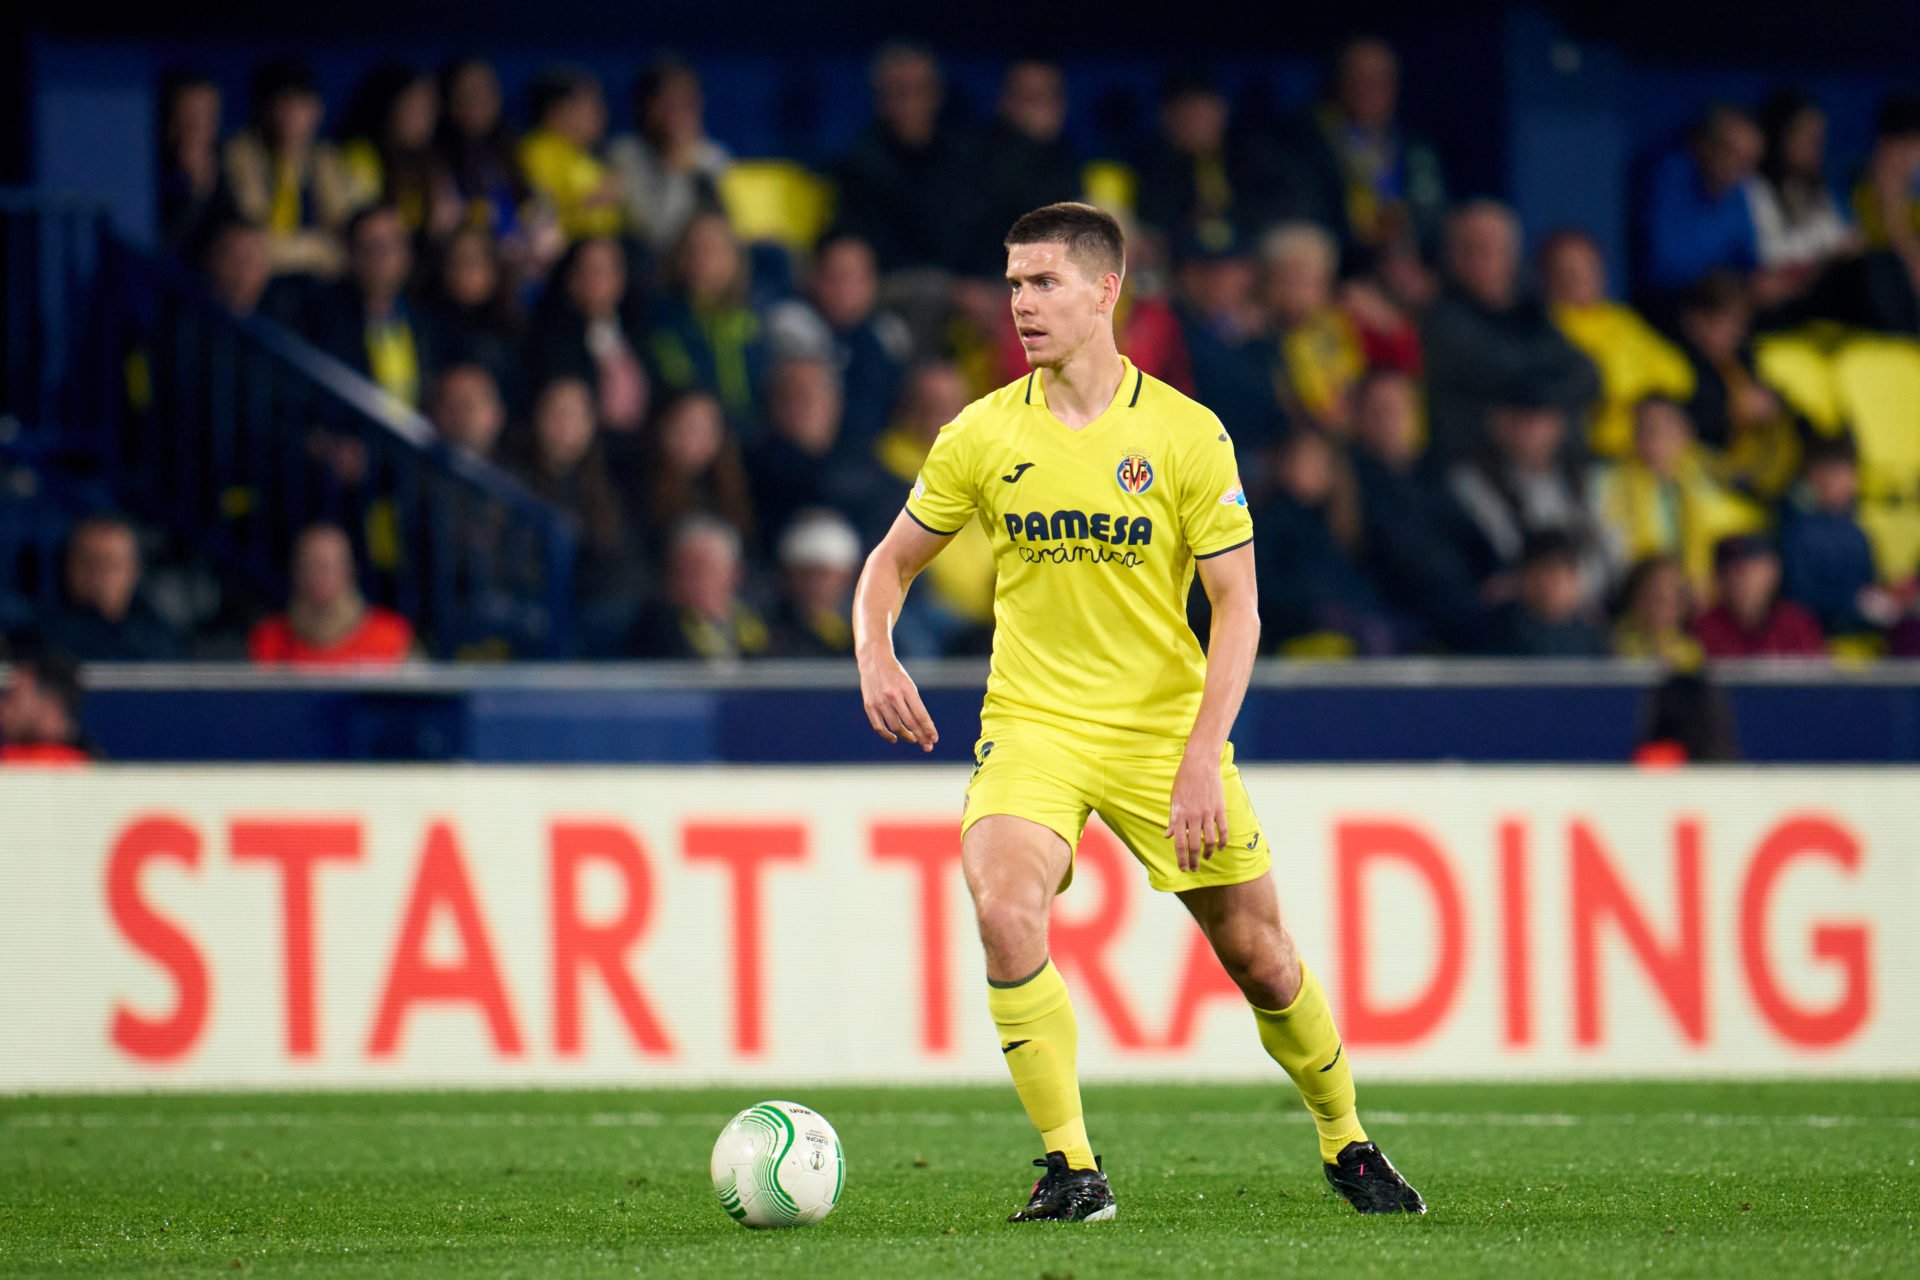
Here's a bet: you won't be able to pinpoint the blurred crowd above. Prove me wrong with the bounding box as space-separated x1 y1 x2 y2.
10 38 1920 670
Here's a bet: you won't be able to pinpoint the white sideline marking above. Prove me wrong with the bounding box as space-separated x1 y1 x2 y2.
3 1109 1915 1132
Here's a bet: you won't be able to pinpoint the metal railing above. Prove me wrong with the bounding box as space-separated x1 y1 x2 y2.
0 192 576 658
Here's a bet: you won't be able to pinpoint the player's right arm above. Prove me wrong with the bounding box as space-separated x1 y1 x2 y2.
854 513 954 751
858 413 982 750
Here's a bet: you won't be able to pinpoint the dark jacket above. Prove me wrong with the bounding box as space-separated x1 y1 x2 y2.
1351 449 1484 648
1421 288 1601 465
963 121 1083 277
36 599 186 663
1133 134 1312 240
765 595 854 659
310 285 444 405
747 436 895 555
1485 602 1610 657
1252 491 1387 648
834 121 977 273
627 599 770 661
1778 499 1879 634
1286 104 1449 267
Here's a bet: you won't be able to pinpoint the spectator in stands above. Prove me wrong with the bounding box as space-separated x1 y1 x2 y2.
608 56 731 253
224 59 360 278
748 355 892 552
510 378 642 638
647 212 769 429
199 218 297 324
1749 91 1857 289
1853 94 1920 333
532 237 650 437
1778 434 1896 638
1674 272 1801 500
1640 103 1764 298
1348 369 1482 649
1253 430 1398 655
628 515 770 661
1448 399 1605 601
0 650 91 766
1541 229 1694 459
766 508 862 658
248 523 415 666
436 58 529 238
314 205 439 409
963 60 1081 277
35 517 185 663
428 363 507 461
1134 67 1294 244
1589 396 1754 592
158 68 231 254
1486 530 1610 657
834 41 974 274
423 225 526 398
1292 36 1448 268
340 64 457 237
1263 220 1420 438
872 361 997 657
1635 672 1741 763
1107 219 1196 393
1692 533 1826 658
766 233 913 454
638 390 756 551
1612 554 1703 666
518 66 624 241
1175 222 1281 463
1423 201 1599 467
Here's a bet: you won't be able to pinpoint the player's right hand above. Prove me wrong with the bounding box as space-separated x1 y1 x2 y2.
858 655 939 752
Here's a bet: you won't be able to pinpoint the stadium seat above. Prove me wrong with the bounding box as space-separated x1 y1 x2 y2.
1857 499 1920 584
719 161 834 253
1081 160 1138 219
1831 338 1920 501
1754 334 1842 433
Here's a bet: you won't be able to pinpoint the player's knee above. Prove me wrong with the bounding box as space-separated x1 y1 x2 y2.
972 888 1047 954
1215 926 1300 1009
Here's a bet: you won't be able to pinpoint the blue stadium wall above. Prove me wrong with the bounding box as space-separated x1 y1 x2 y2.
79 666 1920 764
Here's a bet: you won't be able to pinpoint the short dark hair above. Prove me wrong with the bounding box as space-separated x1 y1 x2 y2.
1680 270 1749 318
345 203 403 246
1803 431 1859 469
1004 202 1126 280
1875 93 1920 142
1520 528 1581 569
250 59 317 117
528 65 598 124
14 648 85 728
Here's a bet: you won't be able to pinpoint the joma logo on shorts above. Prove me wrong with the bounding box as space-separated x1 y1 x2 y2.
1003 511 1154 546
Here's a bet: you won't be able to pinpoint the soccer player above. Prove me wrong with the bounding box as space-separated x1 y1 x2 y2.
853 203 1425 1221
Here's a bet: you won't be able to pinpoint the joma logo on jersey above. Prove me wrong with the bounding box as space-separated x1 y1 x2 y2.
1116 452 1154 494
1004 510 1154 546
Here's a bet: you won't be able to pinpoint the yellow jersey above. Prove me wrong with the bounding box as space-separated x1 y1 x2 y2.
905 356 1253 749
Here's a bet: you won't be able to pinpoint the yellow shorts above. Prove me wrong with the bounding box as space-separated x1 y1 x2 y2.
960 720 1272 893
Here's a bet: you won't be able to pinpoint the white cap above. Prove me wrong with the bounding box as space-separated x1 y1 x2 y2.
778 508 861 570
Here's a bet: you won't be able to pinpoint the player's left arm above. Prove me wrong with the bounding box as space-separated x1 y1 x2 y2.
1168 543 1259 871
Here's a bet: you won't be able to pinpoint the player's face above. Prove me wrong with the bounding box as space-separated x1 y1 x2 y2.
1005 242 1117 369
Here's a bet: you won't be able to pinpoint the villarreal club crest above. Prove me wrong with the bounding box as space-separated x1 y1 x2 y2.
1116 451 1154 495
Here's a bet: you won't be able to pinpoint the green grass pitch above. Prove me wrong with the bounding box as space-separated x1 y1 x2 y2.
4 1081 1916 1277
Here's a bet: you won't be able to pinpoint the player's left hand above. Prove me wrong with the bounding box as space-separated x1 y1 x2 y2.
1166 750 1227 872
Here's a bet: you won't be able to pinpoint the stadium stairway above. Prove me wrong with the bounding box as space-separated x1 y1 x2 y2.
0 192 579 658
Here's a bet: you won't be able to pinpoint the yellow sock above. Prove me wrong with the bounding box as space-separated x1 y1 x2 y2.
987 959 1095 1170
1250 961 1368 1163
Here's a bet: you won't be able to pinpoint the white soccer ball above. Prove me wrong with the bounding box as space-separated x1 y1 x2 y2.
710 1100 844 1228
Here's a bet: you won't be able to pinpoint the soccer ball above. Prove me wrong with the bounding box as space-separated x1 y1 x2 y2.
710 1100 844 1228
